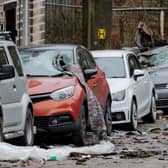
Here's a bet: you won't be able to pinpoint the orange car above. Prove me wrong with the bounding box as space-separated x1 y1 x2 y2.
19 45 112 145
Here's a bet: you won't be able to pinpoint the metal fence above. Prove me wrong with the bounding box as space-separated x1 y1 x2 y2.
111 8 168 48
44 1 168 49
45 0 83 44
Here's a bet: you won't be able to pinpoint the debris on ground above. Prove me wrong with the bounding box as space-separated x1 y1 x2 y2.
147 127 161 133
0 141 114 162
133 135 153 144
0 119 168 168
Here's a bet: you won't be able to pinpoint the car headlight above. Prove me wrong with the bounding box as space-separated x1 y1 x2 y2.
112 90 125 101
50 86 75 101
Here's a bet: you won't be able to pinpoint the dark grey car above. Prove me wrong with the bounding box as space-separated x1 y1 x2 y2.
138 45 168 111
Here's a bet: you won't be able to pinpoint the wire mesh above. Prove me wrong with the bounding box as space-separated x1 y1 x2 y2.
45 0 83 44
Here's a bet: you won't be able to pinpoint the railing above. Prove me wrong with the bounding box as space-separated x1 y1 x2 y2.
45 0 83 44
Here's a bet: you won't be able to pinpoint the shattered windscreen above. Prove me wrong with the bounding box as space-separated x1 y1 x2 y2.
149 50 168 67
138 46 168 67
19 49 73 76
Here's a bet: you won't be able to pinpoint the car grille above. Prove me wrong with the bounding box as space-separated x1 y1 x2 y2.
35 117 49 128
156 99 168 108
31 94 51 103
155 84 167 89
35 114 74 128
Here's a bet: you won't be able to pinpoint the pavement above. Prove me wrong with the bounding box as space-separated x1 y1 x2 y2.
0 115 168 168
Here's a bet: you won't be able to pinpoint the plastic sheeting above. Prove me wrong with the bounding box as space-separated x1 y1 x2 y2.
0 141 114 161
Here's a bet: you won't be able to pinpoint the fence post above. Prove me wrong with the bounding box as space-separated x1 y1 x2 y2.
83 0 112 50
160 10 164 39
83 0 92 49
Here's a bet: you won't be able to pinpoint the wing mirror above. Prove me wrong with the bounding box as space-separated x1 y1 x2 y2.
0 65 15 80
84 69 97 80
133 69 144 80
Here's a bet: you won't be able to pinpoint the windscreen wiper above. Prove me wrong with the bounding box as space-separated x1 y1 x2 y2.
108 76 125 78
139 53 157 58
51 71 73 77
26 74 50 77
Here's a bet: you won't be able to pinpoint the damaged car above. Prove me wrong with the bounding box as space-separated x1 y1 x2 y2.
138 45 168 112
19 45 112 146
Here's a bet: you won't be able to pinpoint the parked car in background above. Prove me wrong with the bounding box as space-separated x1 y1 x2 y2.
92 50 156 130
122 47 140 55
0 32 34 145
138 45 168 112
19 44 112 146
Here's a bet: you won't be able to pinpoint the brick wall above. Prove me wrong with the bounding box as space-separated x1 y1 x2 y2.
16 0 45 46
16 0 23 46
1 0 46 46
29 0 45 45
0 0 4 25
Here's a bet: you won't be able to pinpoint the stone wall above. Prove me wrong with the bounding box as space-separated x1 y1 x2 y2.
29 0 45 45
16 0 45 46
0 0 45 46
0 0 4 26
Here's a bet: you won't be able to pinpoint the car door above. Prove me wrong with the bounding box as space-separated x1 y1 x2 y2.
128 54 148 116
0 47 19 129
134 55 151 115
4 46 25 130
76 47 104 106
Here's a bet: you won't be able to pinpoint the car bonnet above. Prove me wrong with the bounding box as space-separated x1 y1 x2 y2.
28 76 77 96
107 78 130 93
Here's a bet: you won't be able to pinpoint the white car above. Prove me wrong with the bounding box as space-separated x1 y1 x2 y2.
92 50 157 130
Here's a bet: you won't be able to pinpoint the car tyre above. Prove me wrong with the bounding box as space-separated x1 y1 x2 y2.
72 105 87 146
128 100 137 130
0 117 3 142
104 99 112 136
19 109 34 146
142 95 156 123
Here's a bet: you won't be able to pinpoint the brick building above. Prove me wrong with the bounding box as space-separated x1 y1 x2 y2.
0 0 82 47
0 1 3 24
0 0 45 46
0 0 167 48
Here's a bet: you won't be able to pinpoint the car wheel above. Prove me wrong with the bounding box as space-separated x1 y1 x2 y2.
104 99 112 136
19 109 34 146
0 117 3 142
128 100 137 130
72 105 87 146
142 95 156 123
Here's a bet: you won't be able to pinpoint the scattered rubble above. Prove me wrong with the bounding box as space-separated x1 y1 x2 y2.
0 118 168 168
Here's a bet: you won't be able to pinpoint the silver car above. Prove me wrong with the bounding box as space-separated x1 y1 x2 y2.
0 33 34 145
138 45 168 112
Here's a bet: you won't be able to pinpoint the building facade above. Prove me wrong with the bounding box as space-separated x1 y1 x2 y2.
0 0 167 48
0 1 4 24
0 0 82 47
0 0 45 46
